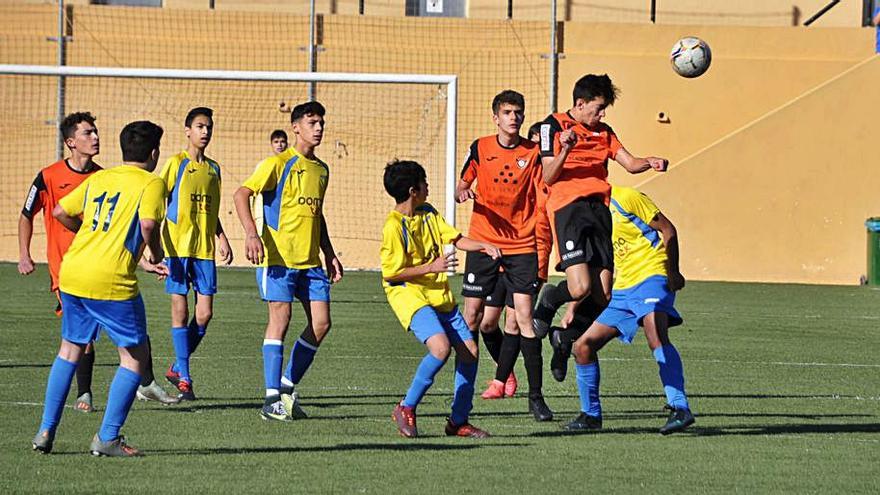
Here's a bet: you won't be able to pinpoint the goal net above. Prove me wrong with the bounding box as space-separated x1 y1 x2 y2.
0 64 458 271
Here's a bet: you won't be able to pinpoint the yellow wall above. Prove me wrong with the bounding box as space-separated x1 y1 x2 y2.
471 0 867 26
1 4 877 283
637 57 880 284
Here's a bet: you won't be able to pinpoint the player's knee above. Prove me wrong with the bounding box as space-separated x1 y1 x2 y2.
572 339 594 363
479 322 500 334
430 345 451 362
569 279 590 301
195 308 213 326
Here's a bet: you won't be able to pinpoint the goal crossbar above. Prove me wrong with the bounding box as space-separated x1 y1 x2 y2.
0 64 459 226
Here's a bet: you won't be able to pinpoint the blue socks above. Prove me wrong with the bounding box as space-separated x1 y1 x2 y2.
39 356 77 433
171 326 190 382
188 317 207 354
575 362 602 418
98 367 141 442
262 339 283 396
171 318 208 376
401 353 445 408
653 344 689 410
283 338 318 385
450 360 477 425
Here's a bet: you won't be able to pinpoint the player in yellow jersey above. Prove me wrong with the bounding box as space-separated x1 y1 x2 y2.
233 101 343 421
562 186 694 434
160 107 233 401
382 160 500 439
32 121 169 457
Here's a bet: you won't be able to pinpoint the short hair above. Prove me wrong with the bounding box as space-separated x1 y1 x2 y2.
572 74 619 106
492 90 525 114
185 107 213 127
383 159 426 204
291 101 326 123
60 112 96 140
270 129 288 141
120 121 164 163
527 121 543 141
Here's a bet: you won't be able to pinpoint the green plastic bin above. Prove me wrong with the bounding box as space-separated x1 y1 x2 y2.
867 217 880 286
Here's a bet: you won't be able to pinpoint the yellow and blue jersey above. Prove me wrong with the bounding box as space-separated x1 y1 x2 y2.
160 151 222 260
243 146 328 269
609 186 668 290
58 165 166 300
380 204 461 330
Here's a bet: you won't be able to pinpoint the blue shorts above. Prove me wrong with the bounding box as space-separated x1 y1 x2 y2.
409 306 474 345
596 275 683 344
60 292 147 348
256 266 331 303
165 257 217 295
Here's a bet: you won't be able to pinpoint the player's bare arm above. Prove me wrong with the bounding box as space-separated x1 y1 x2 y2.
18 214 36 275
51 203 82 233
215 219 233 265
541 129 577 185
453 236 501 260
455 178 475 203
233 186 264 265
319 215 343 283
649 212 685 291
615 148 669 174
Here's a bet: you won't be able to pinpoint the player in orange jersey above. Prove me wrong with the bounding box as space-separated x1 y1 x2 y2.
19 112 102 413
456 90 553 421
532 74 669 344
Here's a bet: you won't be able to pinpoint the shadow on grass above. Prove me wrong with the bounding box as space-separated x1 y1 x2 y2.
524 422 880 438
142 441 528 456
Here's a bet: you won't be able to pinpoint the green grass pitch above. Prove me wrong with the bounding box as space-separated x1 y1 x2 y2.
1 263 878 492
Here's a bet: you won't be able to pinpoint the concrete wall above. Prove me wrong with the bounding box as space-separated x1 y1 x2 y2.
1 3 876 283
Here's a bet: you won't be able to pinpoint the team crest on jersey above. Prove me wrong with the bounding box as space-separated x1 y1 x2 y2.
516 158 527 169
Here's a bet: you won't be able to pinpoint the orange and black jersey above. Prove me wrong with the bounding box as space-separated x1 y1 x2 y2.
460 135 542 254
22 159 101 291
538 112 623 212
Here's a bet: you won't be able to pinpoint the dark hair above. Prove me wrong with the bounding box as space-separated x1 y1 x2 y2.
291 101 326 123
572 74 619 106
120 121 164 163
527 121 543 141
383 159 426 204
60 112 96 140
185 107 213 127
492 90 525 114
270 129 288 141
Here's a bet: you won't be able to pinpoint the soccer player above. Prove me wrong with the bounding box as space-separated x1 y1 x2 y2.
160 107 233 401
382 159 499 439
233 101 343 421
270 129 289 154
456 91 552 420
533 74 670 341
19 112 102 413
31 120 169 457
563 185 694 434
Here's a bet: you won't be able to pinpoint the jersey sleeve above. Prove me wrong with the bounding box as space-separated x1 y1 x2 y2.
380 219 408 280
606 125 623 159
436 212 461 245
139 177 167 221
158 156 177 194
538 115 562 158
460 139 480 182
21 172 46 219
58 175 92 217
243 156 279 193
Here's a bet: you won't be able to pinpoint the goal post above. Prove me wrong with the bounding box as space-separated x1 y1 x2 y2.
0 64 459 270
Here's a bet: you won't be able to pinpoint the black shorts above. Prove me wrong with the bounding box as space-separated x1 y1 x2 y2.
484 275 510 308
461 252 539 300
554 196 614 271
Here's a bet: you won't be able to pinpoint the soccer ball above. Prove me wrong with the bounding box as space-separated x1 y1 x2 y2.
670 37 712 78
